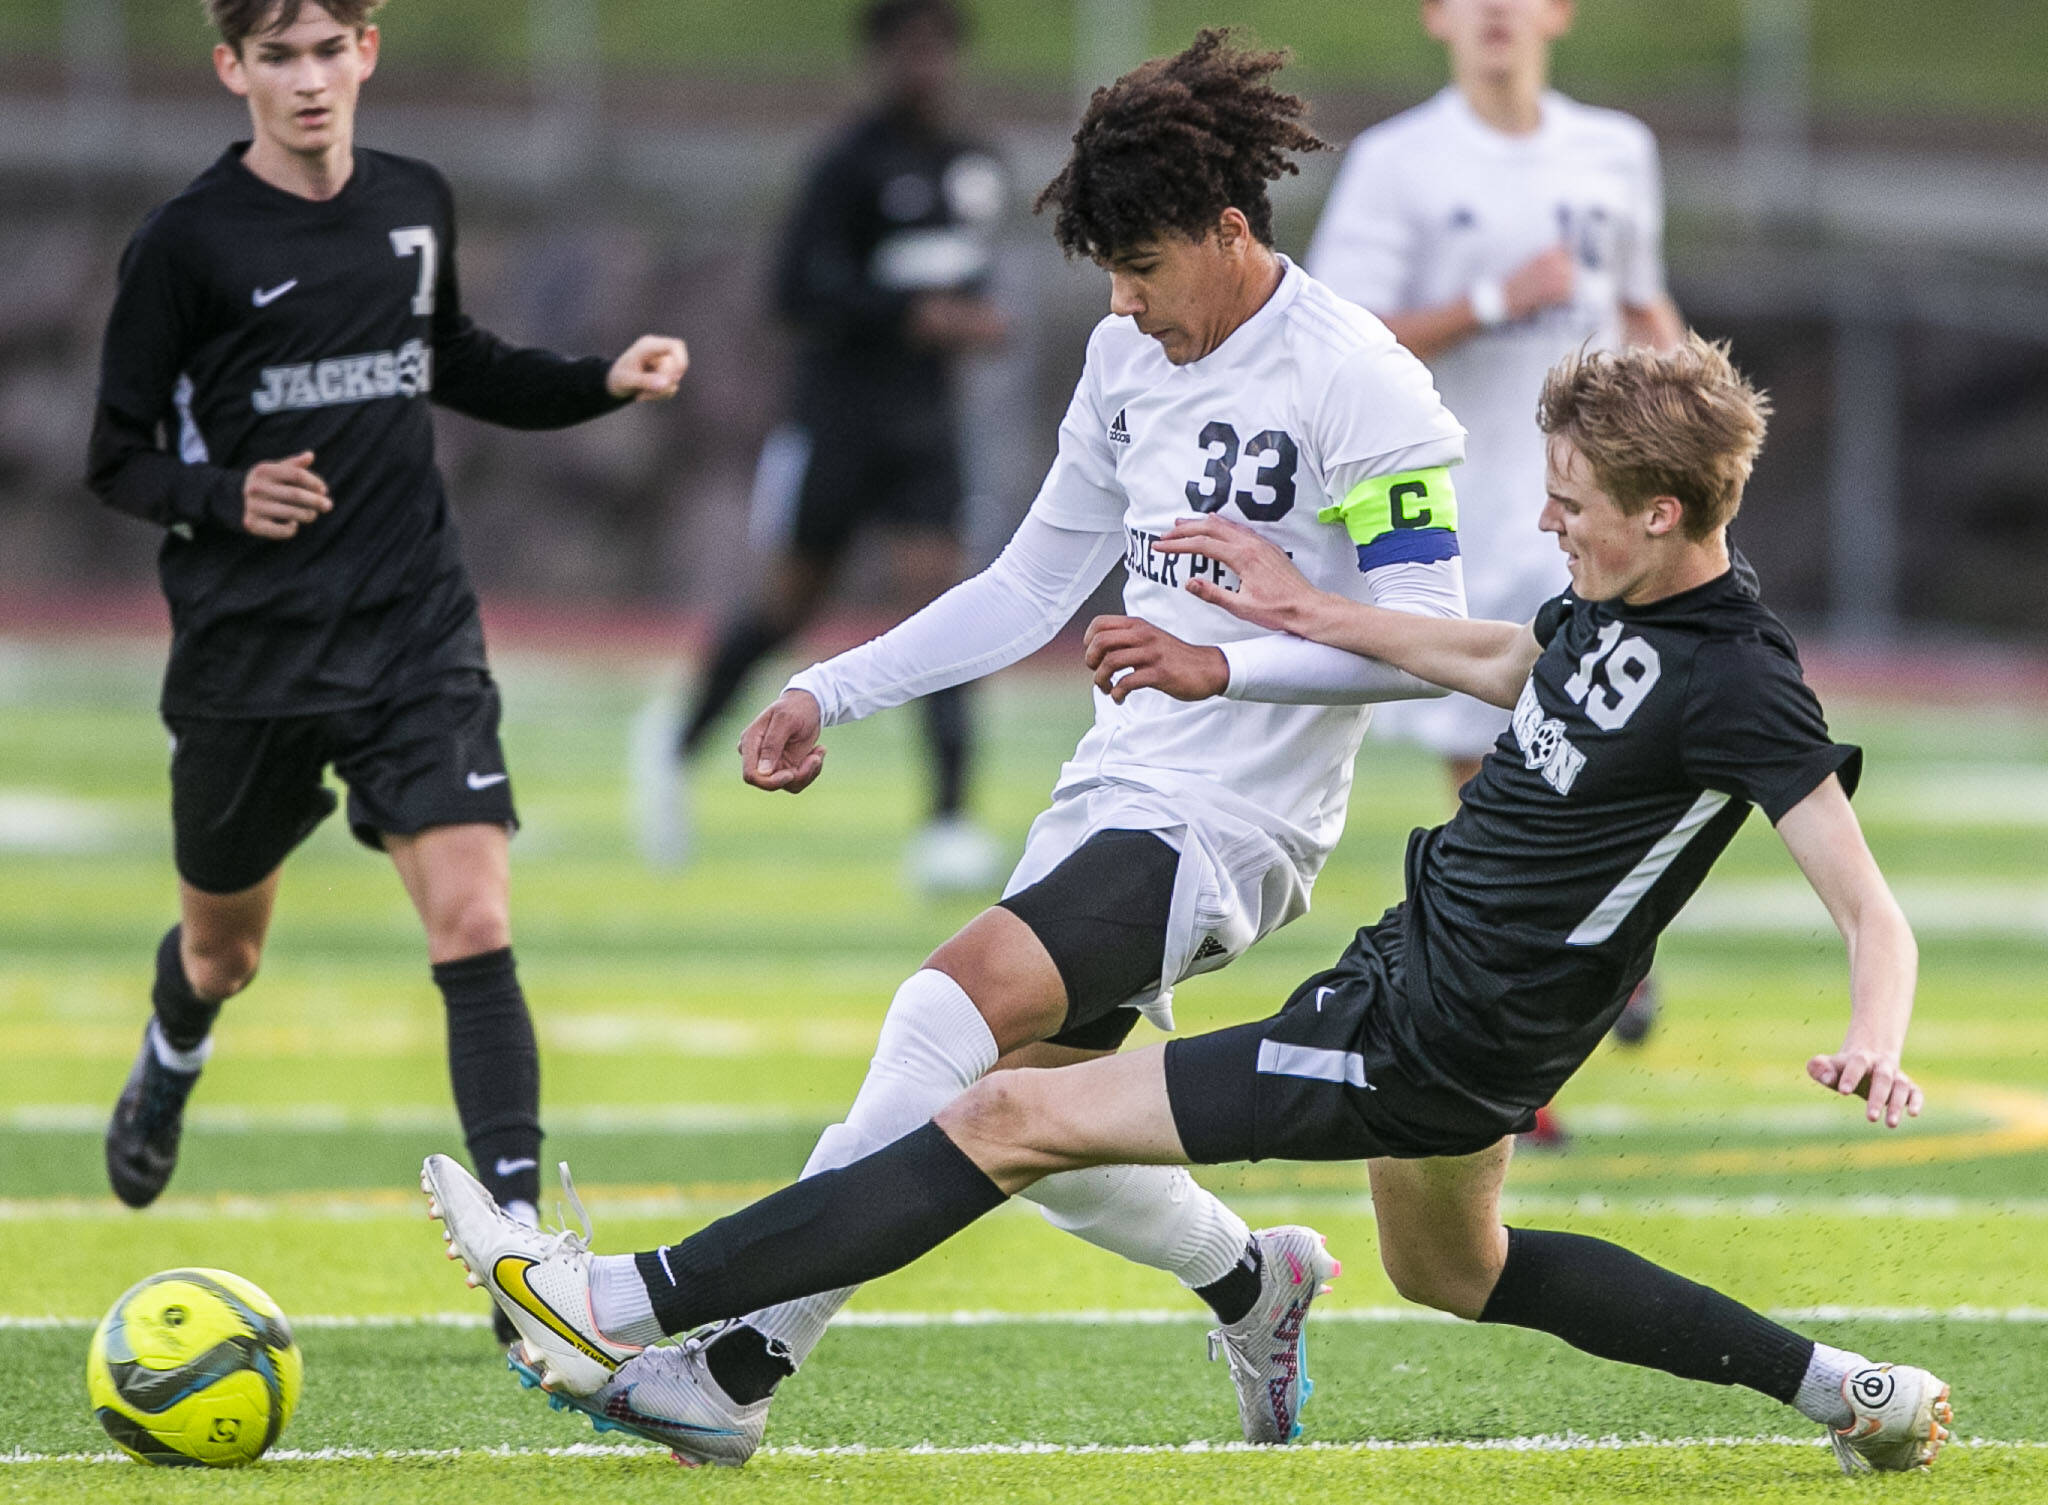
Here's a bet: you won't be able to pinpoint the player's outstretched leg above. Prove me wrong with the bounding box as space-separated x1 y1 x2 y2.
1371 1148 1953 1473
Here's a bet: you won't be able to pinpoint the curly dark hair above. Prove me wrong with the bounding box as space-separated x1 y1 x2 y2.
1035 28 1326 258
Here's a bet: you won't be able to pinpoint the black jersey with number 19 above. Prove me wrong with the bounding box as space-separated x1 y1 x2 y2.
1386 553 1860 1120
88 144 628 719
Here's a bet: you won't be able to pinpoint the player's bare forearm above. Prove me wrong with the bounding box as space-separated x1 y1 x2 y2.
1777 776 1924 1127
1288 594 1536 707
1157 515 1538 706
1622 296 1685 353
1379 304 1480 363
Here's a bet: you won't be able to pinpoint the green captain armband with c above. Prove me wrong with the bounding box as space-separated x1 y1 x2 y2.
1316 466 1460 572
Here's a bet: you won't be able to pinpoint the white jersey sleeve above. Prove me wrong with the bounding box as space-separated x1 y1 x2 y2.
1303 132 1413 313
786 513 1123 727
1024 321 1126 532
1617 123 1668 309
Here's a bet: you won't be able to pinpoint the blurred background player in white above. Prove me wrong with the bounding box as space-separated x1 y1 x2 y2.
634 0 1008 893
564 32 1471 1462
1306 0 1683 1094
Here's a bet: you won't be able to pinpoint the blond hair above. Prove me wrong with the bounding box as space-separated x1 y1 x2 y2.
1536 334 1771 540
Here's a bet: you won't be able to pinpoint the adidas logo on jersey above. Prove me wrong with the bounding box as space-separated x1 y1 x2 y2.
1512 679 1587 796
1108 408 1131 445
1192 935 1229 962
251 338 431 414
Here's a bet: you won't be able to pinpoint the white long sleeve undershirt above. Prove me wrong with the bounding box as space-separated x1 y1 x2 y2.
787 512 1468 726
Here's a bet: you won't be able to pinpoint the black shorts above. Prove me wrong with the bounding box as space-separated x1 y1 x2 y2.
1164 916 1533 1164
166 669 517 895
998 828 1179 1053
761 410 963 566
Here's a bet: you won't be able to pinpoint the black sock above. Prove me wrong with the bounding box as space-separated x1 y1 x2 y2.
704 1324 797 1405
1194 1238 1264 1325
433 947 542 1211
680 615 790 757
1478 1227 1815 1402
152 925 222 1052
920 684 971 818
635 1122 1006 1337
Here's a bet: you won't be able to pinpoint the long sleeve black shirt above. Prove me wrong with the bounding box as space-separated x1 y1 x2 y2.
772 108 1004 425
88 143 629 718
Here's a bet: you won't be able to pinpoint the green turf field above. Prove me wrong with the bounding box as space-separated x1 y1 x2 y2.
3 1 2046 119
2 635 2044 1502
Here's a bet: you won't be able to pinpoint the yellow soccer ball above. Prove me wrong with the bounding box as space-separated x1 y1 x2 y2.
85 1268 302 1467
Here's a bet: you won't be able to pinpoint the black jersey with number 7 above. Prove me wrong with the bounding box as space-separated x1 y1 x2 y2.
87 144 630 719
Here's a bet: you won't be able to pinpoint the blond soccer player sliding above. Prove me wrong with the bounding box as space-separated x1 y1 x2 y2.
424 289 1950 1477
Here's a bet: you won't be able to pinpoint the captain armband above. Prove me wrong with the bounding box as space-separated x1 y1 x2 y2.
1316 466 1460 572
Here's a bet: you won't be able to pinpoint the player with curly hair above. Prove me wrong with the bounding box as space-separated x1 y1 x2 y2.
428 29 1473 1461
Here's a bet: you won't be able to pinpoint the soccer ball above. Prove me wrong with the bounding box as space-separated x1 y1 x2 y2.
85 1268 302 1467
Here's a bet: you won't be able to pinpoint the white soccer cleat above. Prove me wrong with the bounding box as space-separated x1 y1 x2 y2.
1828 1362 1953 1473
420 1153 640 1396
1207 1225 1340 1444
904 815 1001 896
629 693 692 870
510 1330 769 1468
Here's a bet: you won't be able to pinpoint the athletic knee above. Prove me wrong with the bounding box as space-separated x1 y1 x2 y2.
935 1073 1050 1179
427 895 512 962
181 933 261 1001
1378 1237 1497 1320
924 917 1065 1048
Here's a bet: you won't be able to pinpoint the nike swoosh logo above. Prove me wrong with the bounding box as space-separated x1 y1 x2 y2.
1315 986 1334 1011
466 771 509 790
252 279 298 307
494 1157 538 1176
492 1256 619 1369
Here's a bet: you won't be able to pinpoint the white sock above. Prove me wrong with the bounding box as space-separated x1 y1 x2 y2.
1794 1343 1864 1427
589 1253 663 1347
1023 1163 1250 1290
148 1019 211 1074
746 969 998 1364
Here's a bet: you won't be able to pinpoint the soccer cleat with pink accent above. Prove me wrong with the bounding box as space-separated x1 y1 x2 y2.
420 1153 640 1396
1206 1225 1340 1443
1828 1362 1953 1473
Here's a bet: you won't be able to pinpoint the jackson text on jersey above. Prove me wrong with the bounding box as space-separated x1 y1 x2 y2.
251 339 431 414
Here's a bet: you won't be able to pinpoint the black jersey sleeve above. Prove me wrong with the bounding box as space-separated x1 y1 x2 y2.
85 224 248 533
1680 636 1862 823
427 177 630 431
772 148 913 341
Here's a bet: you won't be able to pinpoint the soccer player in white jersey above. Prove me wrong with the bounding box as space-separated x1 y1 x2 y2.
431 33 1467 1462
1307 0 1685 1078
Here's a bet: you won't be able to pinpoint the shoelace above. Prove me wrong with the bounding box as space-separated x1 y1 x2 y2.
537 1160 597 1259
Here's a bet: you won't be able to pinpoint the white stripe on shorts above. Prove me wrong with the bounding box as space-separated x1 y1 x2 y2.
1257 1038 1369 1088
747 424 814 552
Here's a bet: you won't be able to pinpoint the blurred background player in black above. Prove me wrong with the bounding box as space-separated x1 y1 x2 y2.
88 0 687 1340
634 0 1008 893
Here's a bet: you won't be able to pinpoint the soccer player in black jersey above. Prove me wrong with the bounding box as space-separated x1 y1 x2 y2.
635 0 1008 890
90 0 687 1267
426 336 1954 1473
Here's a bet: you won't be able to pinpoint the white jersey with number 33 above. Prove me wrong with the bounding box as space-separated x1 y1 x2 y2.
1029 257 1466 868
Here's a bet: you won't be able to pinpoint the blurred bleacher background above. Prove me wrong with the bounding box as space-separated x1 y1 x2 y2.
2 0 2044 647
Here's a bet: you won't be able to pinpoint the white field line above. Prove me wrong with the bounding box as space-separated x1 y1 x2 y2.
3 1103 820 1134
3 1437 2044 1465
8 1305 2048 1332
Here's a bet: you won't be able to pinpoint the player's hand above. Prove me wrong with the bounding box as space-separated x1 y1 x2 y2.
1504 245 1576 320
1156 515 1321 633
1084 616 1229 704
1807 1041 1924 1128
241 451 330 539
907 293 1009 353
738 689 827 793
607 335 690 401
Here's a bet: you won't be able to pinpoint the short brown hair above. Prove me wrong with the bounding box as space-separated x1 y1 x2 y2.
207 0 383 52
1035 29 1326 258
1536 334 1771 539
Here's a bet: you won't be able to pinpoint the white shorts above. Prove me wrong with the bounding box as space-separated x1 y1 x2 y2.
1002 778 1312 1033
